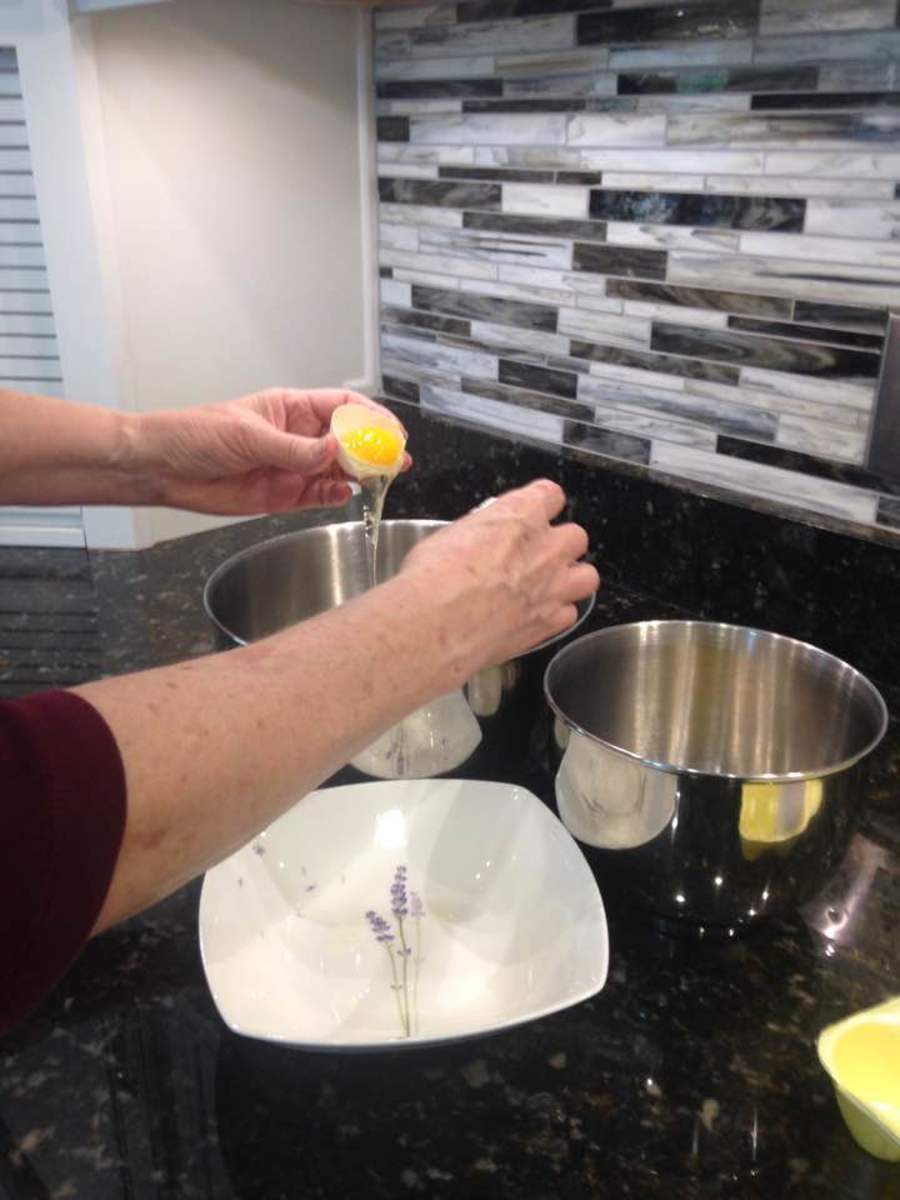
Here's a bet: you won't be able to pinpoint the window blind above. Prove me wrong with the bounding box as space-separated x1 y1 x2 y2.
0 47 83 548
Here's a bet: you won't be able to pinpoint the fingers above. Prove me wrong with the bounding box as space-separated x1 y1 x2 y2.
492 478 566 524
274 388 361 423
550 521 589 563
539 567 599 646
283 389 407 435
469 484 592 584
563 561 601 603
253 425 340 476
305 478 353 509
547 603 579 641
483 484 588 565
521 478 567 521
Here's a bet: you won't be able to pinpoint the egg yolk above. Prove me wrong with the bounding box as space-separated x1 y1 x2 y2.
340 426 402 467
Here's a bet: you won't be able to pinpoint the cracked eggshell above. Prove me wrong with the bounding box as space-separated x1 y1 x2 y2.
330 403 406 481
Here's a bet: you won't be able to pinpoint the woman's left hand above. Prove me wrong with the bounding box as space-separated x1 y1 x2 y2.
131 388 404 515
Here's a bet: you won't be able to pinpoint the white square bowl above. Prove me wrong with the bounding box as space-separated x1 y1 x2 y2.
199 778 608 1050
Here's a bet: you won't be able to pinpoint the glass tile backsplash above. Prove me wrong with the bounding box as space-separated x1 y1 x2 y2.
374 0 900 536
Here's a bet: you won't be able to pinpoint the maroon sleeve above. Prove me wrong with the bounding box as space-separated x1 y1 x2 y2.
0 690 126 1034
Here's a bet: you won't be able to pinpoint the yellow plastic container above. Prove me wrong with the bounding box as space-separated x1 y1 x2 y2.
817 997 900 1162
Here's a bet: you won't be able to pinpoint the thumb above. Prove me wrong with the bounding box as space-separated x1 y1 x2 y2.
251 425 339 476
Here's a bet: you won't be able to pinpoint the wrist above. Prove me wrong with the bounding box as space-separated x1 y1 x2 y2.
377 567 480 694
114 411 167 504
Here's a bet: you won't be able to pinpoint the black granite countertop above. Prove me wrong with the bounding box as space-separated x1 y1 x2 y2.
1 406 899 1200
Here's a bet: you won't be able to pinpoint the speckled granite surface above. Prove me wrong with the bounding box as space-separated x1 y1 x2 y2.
0 406 898 1199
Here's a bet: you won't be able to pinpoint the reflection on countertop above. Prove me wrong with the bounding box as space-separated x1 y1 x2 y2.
0 405 898 1199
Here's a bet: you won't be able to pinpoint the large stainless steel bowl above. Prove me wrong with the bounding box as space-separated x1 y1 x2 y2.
545 621 888 933
204 519 594 781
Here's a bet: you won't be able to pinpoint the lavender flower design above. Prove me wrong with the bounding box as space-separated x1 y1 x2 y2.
365 866 426 1038
365 910 394 944
390 865 408 917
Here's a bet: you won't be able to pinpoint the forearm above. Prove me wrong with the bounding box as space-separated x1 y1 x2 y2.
70 479 596 933
0 389 153 506
77 572 466 931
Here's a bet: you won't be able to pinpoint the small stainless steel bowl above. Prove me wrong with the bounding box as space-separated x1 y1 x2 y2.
544 620 888 931
204 519 594 781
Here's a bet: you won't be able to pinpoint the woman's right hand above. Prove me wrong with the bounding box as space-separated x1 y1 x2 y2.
400 479 600 682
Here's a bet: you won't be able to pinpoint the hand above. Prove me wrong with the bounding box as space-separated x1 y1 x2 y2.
129 388 404 516
400 480 600 679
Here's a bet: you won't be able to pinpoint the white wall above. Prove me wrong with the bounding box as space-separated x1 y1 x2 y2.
74 0 374 545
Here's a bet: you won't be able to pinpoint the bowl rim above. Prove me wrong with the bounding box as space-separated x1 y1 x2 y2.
202 518 595 655
544 619 889 783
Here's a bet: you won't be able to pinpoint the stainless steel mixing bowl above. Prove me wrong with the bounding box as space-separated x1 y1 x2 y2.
204 519 594 781
544 621 888 932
